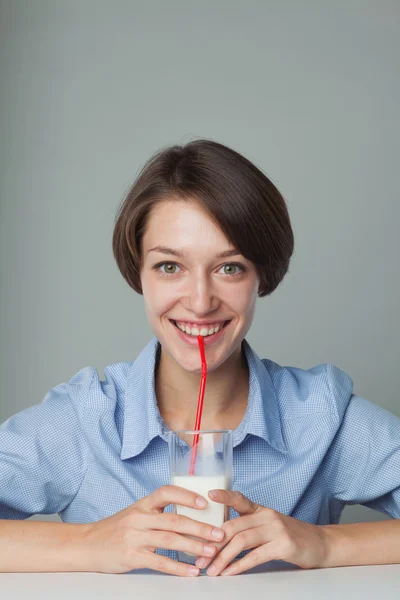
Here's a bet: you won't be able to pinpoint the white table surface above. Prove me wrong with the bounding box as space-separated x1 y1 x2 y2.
1 561 399 599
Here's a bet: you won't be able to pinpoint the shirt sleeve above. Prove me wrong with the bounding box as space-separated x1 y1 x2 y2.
0 370 93 519
321 393 400 518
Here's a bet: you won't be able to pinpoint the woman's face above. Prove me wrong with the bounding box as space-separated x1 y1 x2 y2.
140 200 260 374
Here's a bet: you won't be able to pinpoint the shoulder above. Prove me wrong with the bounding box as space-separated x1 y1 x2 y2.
59 360 135 416
261 358 354 421
6 360 136 427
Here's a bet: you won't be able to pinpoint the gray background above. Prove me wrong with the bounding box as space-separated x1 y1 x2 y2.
0 0 399 525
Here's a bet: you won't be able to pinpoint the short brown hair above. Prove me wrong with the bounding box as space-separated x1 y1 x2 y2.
112 139 294 298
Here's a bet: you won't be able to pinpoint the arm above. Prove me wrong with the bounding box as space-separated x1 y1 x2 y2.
321 519 400 567
0 372 92 572
321 394 400 520
318 392 400 568
188 491 400 576
194 387 400 576
0 486 226 576
0 374 91 520
0 519 93 572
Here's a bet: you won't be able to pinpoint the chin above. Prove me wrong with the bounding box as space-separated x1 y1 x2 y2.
182 352 227 374
174 351 205 372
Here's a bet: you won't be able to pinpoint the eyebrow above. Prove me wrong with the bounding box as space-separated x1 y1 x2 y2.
147 246 242 259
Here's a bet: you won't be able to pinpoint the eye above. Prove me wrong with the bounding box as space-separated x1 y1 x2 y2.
156 262 181 276
153 261 246 277
220 264 243 275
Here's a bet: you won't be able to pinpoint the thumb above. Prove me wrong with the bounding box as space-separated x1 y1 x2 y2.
208 489 259 516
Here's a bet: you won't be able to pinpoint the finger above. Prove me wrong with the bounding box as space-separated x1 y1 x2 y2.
205 528 267 577
220 542 278 576
208 489 259 515
145 551 200 577
195 515 263 570
222 512 268 540
195 554 217 571
147 512 225 543
148 531 218 560
141 485 209 512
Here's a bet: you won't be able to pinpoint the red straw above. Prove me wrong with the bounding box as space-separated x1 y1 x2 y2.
189 335 207 475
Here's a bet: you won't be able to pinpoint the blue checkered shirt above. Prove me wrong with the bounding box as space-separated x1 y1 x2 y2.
1 336 399 561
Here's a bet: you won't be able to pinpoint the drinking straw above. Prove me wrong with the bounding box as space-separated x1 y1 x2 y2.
189 335 207 475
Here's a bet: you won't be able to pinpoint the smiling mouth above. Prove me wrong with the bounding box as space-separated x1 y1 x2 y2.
170 320 231 338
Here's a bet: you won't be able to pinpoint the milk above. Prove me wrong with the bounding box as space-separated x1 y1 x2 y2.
169 430 232 562
172 473 230 527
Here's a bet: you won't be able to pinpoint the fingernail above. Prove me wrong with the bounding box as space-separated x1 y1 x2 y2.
207 564 217 576
196 557 208 569
204 544 216 556
188 567 199 576
195 496 208 508
209 489 218 499
212 528 224 540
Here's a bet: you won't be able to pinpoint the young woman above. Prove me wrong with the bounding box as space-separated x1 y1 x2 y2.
1 140 399 577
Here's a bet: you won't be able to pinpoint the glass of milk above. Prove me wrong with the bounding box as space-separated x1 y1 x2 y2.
168 429 233 565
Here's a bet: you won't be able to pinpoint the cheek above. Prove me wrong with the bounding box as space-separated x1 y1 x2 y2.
240 302 255 323
142 280 176 318
225 282 257 313
141 277 158 317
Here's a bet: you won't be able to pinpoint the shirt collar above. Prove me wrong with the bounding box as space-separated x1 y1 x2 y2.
120 336 287 460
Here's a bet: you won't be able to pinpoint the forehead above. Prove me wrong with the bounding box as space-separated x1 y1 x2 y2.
142 200 230 247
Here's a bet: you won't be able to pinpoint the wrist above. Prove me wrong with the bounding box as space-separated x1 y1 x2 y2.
318 520 400 568
318 524 343 568
64 523 98 572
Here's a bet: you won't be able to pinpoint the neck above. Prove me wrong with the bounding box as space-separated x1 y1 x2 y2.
155 341 249 431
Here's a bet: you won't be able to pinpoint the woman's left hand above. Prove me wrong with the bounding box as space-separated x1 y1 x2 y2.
195 489 330 576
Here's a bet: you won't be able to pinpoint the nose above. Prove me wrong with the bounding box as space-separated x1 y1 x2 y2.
182 272 219 316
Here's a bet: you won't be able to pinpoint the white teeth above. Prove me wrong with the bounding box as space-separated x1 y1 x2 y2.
174 321 226 337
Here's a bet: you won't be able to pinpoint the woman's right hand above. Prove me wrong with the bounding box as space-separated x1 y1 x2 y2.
82 485 226 576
